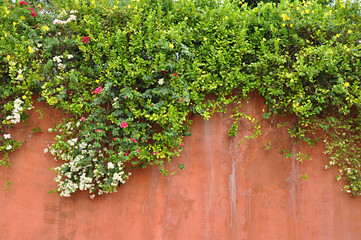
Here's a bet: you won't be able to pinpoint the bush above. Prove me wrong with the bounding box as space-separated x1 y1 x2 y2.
1 0 361 198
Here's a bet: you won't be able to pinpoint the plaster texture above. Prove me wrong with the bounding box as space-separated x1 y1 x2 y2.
1 94 360 240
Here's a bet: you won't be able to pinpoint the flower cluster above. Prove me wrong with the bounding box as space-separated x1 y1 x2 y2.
92 86 102 94
6 99 24 124
53 10 77 24
82 36 90 44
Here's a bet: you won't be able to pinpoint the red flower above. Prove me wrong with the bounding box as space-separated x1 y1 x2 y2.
173 73 179 78
81 116 86 122
154 151 158 155
120 122 128 128
179 97 184 103
10 7 13 9
20 1 29 5
180 143 185 147
34 25 38 29
92 86 102 94
130 138 137 143
82 36 90 44
30 12 36 17
28 8 34 11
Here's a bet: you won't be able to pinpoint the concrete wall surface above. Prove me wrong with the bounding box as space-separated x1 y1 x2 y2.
1 94 361 240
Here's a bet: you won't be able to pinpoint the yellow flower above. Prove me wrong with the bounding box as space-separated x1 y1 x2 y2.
6 55 11 61
13 22 18 27
281 13 290 21
305 9 310 14
282 24 286 27
203 37 208 41
20 16 25 20
347 30 352 34
345 82 350 87
290 24 294 27
22 95 27 99
38 4 42 7
28 46 34 53
169 43 174 49
42 26 49 32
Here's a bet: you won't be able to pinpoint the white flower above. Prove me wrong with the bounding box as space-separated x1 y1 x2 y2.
3 134 11 139
90 194 95 199
53 19 67 25
107 162 114 169
53 56 62 63
67 54 73 59
68 15 77 21
6 145 12 150
70 10 78 14
158 78 164 85
48 128 53 132
44 148 49 153
58 63 66 69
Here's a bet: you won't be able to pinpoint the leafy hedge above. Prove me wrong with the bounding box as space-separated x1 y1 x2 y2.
1 0 361 198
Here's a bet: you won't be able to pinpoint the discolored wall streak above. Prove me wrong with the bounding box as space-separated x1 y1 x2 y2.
1 94 361 240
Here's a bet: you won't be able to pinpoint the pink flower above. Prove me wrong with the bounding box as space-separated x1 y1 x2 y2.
81 116 86 121
82 36 90 44
20 1 29 5
130 138 137 143
30 12 36 17
114 138 117 141
120 122 128 128
28 8 34 11
151 104 154 107
137 149 141 153
95 129 98 132
180 143 185 147
179 97 184 103
125 153 128 156
95 129 102 133
92 86 102 94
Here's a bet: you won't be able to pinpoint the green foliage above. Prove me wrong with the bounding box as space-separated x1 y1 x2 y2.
1 0 361 198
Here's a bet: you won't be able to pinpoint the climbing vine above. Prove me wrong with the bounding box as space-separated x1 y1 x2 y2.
1 0 361 198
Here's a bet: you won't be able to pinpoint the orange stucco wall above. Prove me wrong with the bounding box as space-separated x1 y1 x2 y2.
1 94 361 240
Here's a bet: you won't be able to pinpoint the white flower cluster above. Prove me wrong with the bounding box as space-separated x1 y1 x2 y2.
6 99 23 124
49 129 131 199
3 134 11 139
53 10 77 25
53 54 73 70
112 97 120 109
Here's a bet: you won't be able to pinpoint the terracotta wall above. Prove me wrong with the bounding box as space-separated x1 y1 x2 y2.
1 94 361 240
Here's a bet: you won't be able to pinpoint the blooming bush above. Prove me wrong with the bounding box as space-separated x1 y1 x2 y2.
1 0 361 198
